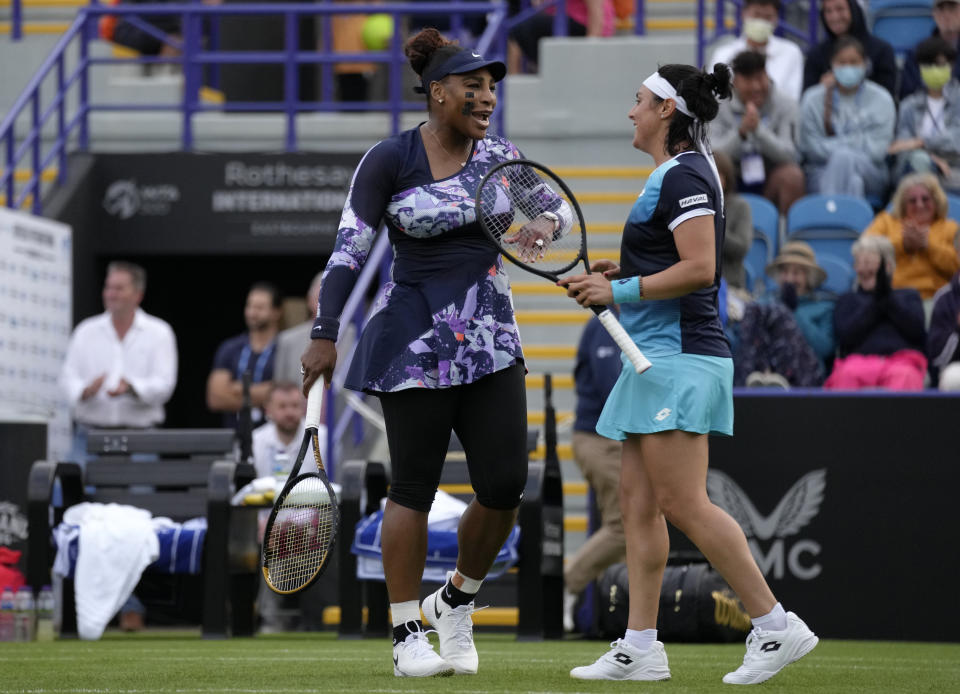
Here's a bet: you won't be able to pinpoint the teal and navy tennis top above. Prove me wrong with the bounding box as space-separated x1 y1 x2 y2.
312 127 526 393
611 151 731 358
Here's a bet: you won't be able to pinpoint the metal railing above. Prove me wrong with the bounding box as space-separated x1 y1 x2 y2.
0 1 511 213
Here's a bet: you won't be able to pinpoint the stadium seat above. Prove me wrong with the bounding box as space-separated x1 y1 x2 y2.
786 194 873 293
817 252 856 295
947 193 960 223
870 0 935 57
740 193 779 295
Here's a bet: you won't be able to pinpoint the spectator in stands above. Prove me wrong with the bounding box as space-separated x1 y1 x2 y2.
251 382 322 480
61 261 178 451
206 282 282 429
798 36 895 200
709 0 805 102
927 229 960 388
734 241 835 386
890 37 960 194
274 273 323 384
713 50 805 216
714 150 753 291
802 0 898 99
825 236 927 389
60 260 178 632
862 173 960 303
563 313 624 633
900 0 960 100
507 0 615 73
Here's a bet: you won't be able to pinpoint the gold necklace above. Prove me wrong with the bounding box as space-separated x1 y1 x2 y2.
426 125 472 167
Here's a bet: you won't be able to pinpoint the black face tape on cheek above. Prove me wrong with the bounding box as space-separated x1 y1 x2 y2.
462 101 474 116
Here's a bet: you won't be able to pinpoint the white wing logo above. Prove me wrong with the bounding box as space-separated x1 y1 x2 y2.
706 469 826 541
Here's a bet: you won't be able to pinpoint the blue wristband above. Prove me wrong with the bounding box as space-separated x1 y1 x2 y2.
611 276 642 304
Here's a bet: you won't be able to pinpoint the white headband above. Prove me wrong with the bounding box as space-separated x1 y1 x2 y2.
643 73 693 119
642 71 725 213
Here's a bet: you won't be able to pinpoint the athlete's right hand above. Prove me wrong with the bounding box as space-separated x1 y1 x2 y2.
301 339 337 397
591 259 621 279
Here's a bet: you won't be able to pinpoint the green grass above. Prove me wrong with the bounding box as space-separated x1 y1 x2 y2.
1 632 958 693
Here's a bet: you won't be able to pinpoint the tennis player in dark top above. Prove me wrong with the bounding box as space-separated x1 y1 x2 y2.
560 63 818 684
301 28 555 678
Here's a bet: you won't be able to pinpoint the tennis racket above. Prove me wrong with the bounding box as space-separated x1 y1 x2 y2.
261 379 339 594
475 158 651 373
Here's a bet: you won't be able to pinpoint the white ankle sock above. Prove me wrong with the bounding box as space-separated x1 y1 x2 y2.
752 602 787 632
454 569 483 594
623 628 657 652
391 600 422 627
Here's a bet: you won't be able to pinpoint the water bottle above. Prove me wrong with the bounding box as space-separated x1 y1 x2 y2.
14 587 35 642
36 585 55 641
273 450 290 481
0 587 14 642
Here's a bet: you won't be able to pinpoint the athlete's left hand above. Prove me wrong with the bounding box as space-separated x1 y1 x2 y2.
505 218 552 262
558 273 613 307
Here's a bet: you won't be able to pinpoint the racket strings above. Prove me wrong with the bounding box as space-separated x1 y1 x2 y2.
264 477 338 593
478 164 585 274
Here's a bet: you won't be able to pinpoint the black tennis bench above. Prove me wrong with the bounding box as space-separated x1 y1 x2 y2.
336 428 566 640
26 428 259 638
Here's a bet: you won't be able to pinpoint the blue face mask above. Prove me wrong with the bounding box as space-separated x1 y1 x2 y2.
833 65 865 89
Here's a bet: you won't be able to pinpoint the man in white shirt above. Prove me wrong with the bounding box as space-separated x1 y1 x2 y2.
61 261 178 432
252 382 325 479
59 260 177 633
709 0 805 103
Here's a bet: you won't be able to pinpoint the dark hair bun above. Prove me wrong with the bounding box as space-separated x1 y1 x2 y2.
405 28 453 76
705 62 733 102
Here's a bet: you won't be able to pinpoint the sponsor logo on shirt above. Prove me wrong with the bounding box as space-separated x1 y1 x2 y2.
678 194 708 208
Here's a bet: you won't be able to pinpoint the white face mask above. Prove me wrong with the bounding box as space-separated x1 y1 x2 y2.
743 17 775 43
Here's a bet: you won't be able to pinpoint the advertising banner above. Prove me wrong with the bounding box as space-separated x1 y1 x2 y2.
91 152 363 255
0 208 72 567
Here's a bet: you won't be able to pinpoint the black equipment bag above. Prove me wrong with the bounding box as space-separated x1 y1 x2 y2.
596 562 752 643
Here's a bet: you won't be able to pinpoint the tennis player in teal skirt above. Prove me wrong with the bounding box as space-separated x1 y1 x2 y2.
559 63 819 685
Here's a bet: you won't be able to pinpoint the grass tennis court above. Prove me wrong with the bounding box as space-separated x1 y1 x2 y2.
2 632 958 693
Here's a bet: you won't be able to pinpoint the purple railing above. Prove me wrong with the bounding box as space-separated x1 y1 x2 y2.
1 2 514 213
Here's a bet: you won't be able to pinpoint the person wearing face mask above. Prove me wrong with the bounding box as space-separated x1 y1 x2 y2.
709 0 805 103
801 0 897 99
900 0 960 100
798 36 895 200
890 37 960 194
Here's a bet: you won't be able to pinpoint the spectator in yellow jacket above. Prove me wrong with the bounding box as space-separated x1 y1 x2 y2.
862 172 959 302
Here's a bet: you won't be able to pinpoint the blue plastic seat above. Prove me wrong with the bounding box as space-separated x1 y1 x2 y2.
817 252 857 295
740 193 779 295
947 193 960 223
786 194 874 292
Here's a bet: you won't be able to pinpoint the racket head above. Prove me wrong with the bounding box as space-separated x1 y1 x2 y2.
475 158 590 281
261 426 339 595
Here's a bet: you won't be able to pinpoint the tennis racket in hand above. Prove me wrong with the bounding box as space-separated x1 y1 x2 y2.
261 379 339 594
475 158 651 373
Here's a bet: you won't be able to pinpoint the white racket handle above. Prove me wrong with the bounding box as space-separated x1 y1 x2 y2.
597 308 652 374
305 378 325 429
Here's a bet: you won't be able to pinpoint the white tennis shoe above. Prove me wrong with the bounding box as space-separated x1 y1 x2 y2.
570 639 671 681
723 612 818 685
421 582 481 675
392 630 454 678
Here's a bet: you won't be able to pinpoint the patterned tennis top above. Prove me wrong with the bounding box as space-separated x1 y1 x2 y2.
312 126 526 392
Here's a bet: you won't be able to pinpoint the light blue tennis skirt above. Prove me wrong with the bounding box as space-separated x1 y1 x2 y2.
596 352 734 440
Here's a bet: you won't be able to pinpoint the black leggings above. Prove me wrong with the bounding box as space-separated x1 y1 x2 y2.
377 363 528 512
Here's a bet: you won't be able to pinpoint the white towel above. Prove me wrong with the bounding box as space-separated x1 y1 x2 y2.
60 503 159 640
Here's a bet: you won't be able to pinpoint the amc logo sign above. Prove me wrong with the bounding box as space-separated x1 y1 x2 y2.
707 469 826 581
